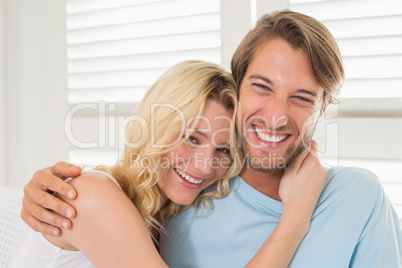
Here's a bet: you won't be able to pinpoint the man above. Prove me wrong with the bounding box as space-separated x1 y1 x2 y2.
158 11 402 267
21 10 402 267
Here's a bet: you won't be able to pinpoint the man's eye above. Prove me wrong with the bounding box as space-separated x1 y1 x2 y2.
253 83 270 90
294 96 314 104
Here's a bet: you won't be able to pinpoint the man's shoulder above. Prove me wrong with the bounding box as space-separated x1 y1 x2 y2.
322 166 383 207
326 166 379 188
204 175 241 193
312 166 388 232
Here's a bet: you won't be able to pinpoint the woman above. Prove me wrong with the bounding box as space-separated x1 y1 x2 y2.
15 60 326 267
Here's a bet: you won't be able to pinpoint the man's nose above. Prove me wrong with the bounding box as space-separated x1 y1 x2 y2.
263 97 289 129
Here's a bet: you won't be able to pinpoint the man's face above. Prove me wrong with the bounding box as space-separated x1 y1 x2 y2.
238 38 325 172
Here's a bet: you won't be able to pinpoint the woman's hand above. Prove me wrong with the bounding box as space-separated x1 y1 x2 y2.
21 162 81 236
245 141 326 267
279 140 327 221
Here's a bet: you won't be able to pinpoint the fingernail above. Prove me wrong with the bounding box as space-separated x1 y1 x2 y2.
67 191 74 199
62 220 69 229
52 229 59 236
65 209 73 218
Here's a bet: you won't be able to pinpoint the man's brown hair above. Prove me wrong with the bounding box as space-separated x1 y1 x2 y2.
231 10 345 105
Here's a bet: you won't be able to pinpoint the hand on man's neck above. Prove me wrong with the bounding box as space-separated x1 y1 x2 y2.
240 167 284 201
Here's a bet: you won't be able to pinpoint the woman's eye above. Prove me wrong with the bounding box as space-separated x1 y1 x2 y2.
187 136 199 145
217 147 230 154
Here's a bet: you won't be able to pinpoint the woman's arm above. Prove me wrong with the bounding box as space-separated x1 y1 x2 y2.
246 141 326 267
24 144 324 267
45 172 168 268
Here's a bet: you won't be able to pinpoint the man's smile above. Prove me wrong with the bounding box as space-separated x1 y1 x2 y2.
253 124 290 143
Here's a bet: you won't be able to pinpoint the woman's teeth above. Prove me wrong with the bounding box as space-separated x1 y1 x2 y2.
175 168 203 184
254 126 288 143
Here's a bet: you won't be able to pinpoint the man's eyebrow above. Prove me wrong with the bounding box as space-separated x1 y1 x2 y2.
296 89 318 98
249 74 274 85
250 75 318 98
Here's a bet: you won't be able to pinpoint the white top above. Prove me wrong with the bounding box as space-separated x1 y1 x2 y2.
8 170 121 268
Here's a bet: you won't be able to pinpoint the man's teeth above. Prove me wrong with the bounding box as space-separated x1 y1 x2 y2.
175 169 203 184
255 127 288 143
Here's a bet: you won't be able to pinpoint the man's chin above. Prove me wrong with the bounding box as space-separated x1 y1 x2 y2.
283 142 306 166
243 153 288 173
241 133 312 173
249 163 286 173
243 143 307 173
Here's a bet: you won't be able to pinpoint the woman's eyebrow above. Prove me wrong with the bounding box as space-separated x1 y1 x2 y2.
217 142 231 147
194 129 230 146
194 128 208 138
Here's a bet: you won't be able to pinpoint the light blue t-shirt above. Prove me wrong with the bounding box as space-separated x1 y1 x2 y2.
160 167 402 267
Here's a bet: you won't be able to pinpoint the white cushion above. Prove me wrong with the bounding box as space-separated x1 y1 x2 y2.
0 187 29 267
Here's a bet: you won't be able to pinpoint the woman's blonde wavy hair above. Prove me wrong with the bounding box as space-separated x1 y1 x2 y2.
96 60 241 240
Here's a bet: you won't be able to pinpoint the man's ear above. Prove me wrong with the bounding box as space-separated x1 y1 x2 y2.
321 105 327 114
319 104 327 120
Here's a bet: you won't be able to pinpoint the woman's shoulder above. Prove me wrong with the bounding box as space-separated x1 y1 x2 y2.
47 170 140 250
62 170 120 202
43 171 127 250
45 170 165 266
62 170 129 215
67 170 121 190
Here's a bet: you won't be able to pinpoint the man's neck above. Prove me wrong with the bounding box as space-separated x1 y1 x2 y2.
239 167 284 201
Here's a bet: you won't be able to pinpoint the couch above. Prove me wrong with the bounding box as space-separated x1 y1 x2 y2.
0 187 29 267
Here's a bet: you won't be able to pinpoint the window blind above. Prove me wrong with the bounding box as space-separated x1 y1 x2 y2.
65 0 402 220
289 0 402 220
65 0 222 166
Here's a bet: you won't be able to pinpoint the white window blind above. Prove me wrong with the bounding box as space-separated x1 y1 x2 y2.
65 0 222 167
65 0 402 220
288 0 402 220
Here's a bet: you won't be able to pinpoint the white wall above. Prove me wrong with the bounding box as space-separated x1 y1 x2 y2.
0 0 6 186
219 0 288 70
220 0 252 70
2 0 69 187
1 0 401 199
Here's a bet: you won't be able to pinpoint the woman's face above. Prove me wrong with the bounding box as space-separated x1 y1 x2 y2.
157 99 234 205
